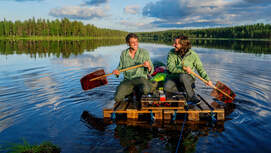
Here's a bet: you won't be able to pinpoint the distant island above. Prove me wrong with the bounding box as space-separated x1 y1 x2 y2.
0 18 270 40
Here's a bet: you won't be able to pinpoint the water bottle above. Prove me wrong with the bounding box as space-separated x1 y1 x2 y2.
159 87 166 101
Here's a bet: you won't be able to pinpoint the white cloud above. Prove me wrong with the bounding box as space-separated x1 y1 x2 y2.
143 0 271 28
124 5 140 14
49 6 109 20
120 20 146 27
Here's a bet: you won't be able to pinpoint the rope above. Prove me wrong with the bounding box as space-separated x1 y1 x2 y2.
172 110 177 121
175 113 187 153
111 111 116 120
210 111 216 122
150 110 155 121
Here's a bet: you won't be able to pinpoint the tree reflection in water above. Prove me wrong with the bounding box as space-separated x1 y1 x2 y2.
0 39 125 58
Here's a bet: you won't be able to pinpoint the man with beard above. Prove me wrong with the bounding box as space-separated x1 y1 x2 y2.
164 35 213 104
112 33 154 110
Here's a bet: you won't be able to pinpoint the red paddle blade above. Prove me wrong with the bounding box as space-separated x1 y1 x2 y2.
80 69 108 90
211 81 236 103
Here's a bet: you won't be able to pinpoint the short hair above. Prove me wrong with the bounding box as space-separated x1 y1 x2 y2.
126 33 138 43
175 35 191 50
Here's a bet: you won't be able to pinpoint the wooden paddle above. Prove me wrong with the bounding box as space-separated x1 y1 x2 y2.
189 70 236 103
80 64 144 90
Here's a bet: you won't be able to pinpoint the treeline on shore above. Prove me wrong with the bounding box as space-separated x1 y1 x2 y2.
136 23 271 41
0 18 128 38
0 18 270 41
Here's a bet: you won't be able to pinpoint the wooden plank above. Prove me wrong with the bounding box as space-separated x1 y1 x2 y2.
104 111 111 118
188 112 199 121
127 110 138 119
141 99 186 103
154 111 163 120
198 94 214 109
103 109 163 114
141 107 184 110
103 109 163 118
164 113 171 120
197 94 225 120
104 109 224 114
217 112 225 120
196 98 210 110
176 109 224 113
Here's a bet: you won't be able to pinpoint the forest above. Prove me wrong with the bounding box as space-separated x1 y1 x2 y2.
0 18 128 38
136 23 271 41
1 18 270 41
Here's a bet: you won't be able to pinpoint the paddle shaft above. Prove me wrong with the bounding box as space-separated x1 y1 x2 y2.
189 71 233 100
89 64 144 82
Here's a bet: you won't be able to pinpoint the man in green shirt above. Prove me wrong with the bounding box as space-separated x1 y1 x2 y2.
165 35 213 104
112 33 154 110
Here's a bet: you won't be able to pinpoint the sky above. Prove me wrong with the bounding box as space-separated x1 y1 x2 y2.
1 0 271 32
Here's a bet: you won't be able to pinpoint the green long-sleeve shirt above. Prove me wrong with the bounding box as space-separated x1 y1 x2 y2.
167 49 210 81
117 48 154 80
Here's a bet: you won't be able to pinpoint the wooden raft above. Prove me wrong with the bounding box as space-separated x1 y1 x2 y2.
103 94 225 121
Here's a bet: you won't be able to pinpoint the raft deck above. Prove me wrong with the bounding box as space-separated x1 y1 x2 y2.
103 94 224 121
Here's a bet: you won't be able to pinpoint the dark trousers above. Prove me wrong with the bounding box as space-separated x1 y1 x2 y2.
114 77 155 102
164 74 196 99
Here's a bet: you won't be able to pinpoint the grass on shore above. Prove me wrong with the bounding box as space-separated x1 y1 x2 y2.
1 140 61 153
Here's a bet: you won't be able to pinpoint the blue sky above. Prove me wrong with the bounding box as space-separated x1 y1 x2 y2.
1 0 271 32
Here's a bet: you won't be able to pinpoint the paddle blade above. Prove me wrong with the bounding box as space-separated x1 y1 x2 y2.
211 81 236 103
80 69 108 90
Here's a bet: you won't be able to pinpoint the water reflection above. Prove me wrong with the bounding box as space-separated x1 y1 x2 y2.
1 40 271 153
81 109 232 153
0 39 270 59
0 39 125 58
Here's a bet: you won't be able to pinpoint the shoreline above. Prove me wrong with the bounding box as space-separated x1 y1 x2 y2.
141 37 271 42
0 36 124 41
0 36 270 41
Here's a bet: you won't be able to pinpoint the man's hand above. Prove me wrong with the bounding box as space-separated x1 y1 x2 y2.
112 69 120 75
183 66 192 74
143 61 152 72
206 80 213 87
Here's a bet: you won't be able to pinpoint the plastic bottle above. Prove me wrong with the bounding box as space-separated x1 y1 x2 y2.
159 87 166 101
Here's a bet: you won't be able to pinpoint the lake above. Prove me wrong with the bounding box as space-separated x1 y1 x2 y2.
0 39 271 153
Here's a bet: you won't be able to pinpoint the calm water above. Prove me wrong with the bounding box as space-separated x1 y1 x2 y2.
0 40 271 153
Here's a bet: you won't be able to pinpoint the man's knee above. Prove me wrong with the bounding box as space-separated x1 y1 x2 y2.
179 74 194 83
114 96 123 102
179 74 188 81
164 79 175 90
114 81 133 101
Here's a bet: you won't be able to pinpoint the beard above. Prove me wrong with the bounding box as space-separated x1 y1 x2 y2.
176 48 187 56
